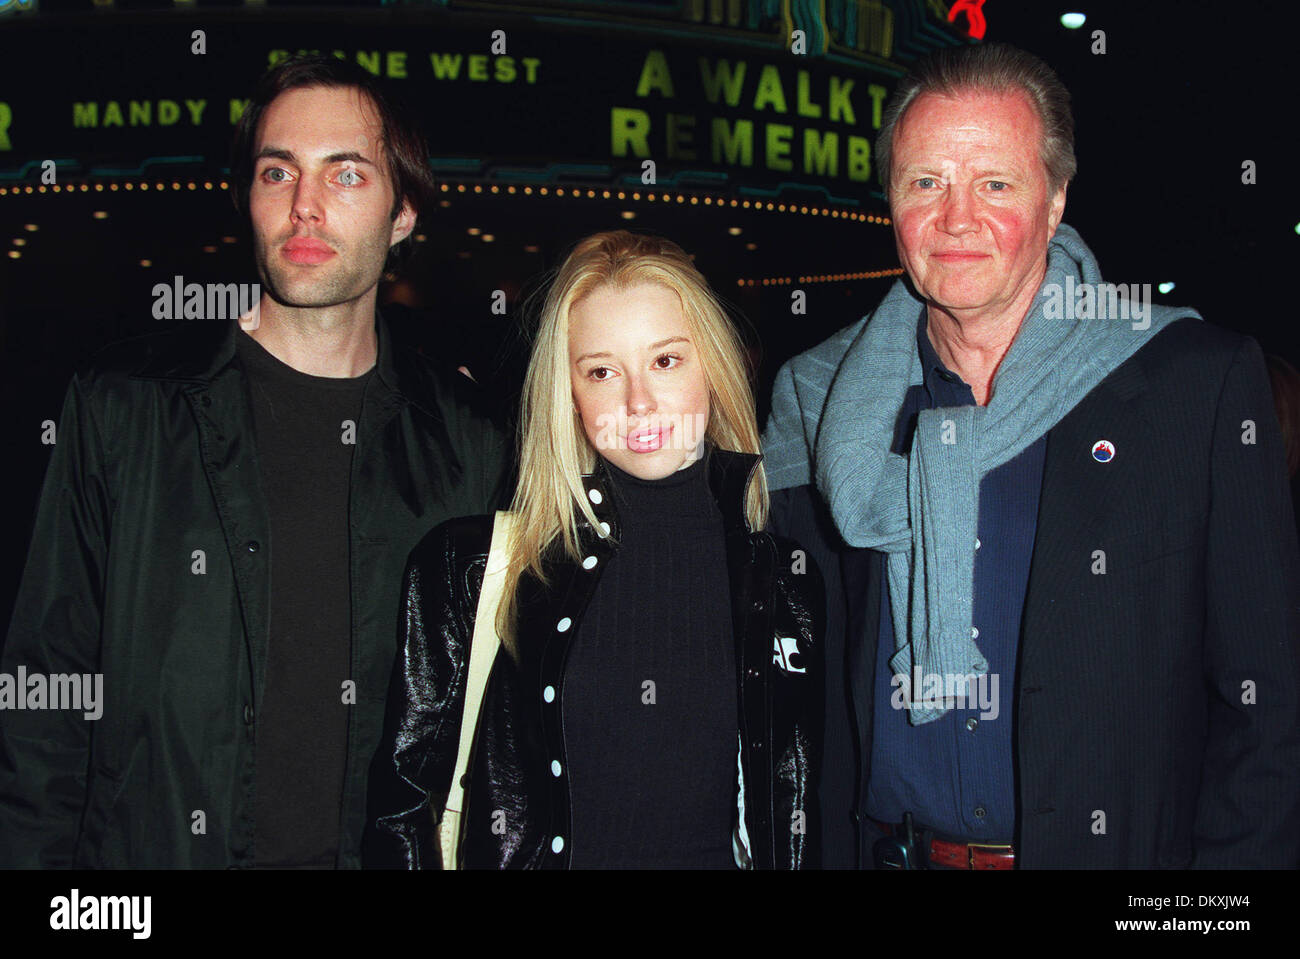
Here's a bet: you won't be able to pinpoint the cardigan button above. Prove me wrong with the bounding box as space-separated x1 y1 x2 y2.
588 488 603 505
243 704 254 725
247 541 260 553
556 617 572 633
551 760 562 777
543 685 556 703
747 668 759 679
551 836 565 853
582 555 598 570
751 599 764 612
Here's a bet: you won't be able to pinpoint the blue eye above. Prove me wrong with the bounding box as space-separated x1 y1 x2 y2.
988 181 1007 191
917 177 936 189
338 169 362 186
263 168 290 183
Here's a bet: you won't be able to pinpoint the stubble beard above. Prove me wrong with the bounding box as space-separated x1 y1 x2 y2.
253 231 393 310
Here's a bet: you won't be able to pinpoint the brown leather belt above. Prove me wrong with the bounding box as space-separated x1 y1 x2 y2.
870 817 1015 870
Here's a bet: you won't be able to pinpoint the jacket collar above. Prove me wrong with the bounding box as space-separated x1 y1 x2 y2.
129 305 432 414
578 446 762 539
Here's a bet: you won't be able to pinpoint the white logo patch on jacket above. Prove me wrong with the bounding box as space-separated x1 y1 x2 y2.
772 635 806 674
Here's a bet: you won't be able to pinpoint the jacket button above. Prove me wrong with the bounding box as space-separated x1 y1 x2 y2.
543 685 556 703
247 541 260 553
551 760 562 777
582 556 597 570
551 836 564 853
556 617 572 633
588 488 603 505
243 704 254 725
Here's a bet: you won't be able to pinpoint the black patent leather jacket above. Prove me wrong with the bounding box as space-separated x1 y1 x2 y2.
366 448 824 869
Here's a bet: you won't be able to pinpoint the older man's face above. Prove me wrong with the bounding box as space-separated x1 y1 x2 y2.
889 89 1066 321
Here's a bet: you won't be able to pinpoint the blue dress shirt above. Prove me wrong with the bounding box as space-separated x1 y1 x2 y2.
865 308 1047 841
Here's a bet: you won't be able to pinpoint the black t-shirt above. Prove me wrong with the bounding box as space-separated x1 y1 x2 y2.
561 450 738 868
237 330 370 868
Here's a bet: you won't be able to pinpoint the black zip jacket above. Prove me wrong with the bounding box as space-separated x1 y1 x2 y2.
0 311 512 868
366 449 824 868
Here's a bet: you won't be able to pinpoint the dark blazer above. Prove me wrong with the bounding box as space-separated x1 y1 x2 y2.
365 448 825 869
772 319 1300 868
0 311 512 868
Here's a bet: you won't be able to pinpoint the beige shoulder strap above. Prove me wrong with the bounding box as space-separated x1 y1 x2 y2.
439 510 513 870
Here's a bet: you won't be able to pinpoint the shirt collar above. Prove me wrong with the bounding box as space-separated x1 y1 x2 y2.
915 308 969 399
130 305 433 412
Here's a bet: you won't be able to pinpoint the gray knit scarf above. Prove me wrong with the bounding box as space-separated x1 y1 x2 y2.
762 224 1201 723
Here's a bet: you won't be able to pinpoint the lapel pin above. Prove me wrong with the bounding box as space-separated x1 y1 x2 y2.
1091 439 1115 463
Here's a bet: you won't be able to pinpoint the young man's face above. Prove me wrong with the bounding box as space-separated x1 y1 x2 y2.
249 85 415 311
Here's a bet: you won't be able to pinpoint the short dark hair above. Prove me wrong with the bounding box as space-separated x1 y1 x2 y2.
876 42 1077 198
229 54 437 273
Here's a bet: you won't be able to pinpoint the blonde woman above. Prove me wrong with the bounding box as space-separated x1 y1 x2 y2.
369 231 823 869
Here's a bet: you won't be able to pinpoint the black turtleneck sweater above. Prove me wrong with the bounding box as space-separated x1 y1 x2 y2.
561 450 739 868
236 330 369 868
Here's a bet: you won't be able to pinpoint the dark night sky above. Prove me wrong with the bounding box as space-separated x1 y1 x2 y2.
978 0 1299 362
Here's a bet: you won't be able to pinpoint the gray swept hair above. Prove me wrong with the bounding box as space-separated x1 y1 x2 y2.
877 42 1077 198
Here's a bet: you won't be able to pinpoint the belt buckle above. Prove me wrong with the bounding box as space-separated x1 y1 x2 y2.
965 841 1013 869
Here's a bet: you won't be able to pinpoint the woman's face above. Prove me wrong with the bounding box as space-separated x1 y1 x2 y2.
568 282 711 480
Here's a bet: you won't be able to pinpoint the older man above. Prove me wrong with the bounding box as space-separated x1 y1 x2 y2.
764 42 1300 869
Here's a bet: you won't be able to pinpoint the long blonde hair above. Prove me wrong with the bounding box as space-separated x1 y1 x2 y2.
497 230 768 653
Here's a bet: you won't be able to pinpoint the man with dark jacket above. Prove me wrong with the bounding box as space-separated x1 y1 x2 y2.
0 56 511 868
765 43 1300 868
